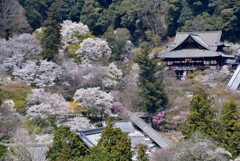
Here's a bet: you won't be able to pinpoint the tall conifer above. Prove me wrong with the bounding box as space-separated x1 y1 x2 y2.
97 116 133 161
182 92 218 138
41 3 61 61
220 99 240 157
134 47 168 113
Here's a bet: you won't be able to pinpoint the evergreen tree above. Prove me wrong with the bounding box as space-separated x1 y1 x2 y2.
134 47 168 113
219 99 240 157
46 126 86 160
136 143 149 161
181 92 218 138
74 147 113 161
41 3 61 61
97 116 133 161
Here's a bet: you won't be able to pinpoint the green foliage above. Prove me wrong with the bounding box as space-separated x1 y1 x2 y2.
74 147 113 161
19 0 55 30
55 0 85 22
41 3 61 61
46 125 86 160
97 116 133 161
181 92 218 138
25 116 56 135
134 47 168 113
103 27 129 61
136 144 149 161
0 81 31 114
166 0 240 41
29 118 49 129
0 144 7 161
219 99 240 157
145 30 162 47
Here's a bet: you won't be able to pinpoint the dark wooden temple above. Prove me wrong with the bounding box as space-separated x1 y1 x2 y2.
158 31 234 74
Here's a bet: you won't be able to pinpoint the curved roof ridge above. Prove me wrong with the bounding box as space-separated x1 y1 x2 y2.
190 34 209 50
169 34 209 52
169 33 190 51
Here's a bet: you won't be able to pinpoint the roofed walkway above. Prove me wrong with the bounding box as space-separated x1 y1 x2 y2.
128 112 172 149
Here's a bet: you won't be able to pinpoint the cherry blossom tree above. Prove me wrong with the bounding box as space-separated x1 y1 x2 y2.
61 117 95 131
73 87 113 114
1 34 42 71
12 60 62 87
130 63 140 83
58 62 109 99
26 89 70 120
152 111 165 125
106 62 122 86
111 102 127 116
75 38 112 64
60 20 89 47
172 132 231 161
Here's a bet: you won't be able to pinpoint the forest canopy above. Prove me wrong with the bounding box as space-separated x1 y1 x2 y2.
13 0 240 43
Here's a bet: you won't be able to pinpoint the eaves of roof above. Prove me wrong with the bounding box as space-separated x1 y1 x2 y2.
158 49 220 58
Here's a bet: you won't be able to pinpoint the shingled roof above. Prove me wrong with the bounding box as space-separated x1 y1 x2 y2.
158 31 233 59
167 31 222 51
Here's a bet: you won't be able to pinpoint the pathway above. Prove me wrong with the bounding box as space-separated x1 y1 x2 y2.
128 112 172 149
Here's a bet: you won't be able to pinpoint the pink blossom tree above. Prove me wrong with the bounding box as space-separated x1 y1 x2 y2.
111 102 127 116
152 111 165 125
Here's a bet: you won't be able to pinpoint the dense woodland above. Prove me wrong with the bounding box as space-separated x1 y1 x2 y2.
1 0 240 160
0 0 240 42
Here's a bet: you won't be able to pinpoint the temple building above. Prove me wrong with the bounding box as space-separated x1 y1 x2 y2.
158 31 234 76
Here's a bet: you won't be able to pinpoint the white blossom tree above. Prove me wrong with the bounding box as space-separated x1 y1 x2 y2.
26 89 70 120
12 60 62 87
172 132 231 161
76 38 112 64
106 62 122 86
194 66 230 87
73 87 113 113
130 63 140 83
61 117 96 131
1 34 42 71
60 20 89 47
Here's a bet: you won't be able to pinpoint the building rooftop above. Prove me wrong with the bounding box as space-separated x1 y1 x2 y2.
158 31 233 60
167 31 223 52
102 120 135 133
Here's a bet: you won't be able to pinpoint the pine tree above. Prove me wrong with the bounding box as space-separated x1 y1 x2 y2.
134 47 168 113
97 116 133 161
181 92 218 138
219 99 240 157
41 3 61 61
